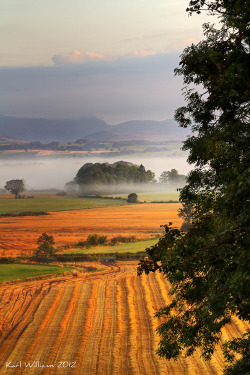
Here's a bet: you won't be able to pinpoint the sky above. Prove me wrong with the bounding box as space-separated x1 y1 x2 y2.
0 0 213 124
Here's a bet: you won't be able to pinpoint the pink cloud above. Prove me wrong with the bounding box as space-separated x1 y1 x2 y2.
52 49 167 66
52 50 108 65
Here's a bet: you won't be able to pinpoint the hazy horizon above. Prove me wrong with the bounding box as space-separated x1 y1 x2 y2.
0 155 191 191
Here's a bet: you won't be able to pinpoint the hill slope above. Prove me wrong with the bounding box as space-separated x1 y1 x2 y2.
0 115 189 142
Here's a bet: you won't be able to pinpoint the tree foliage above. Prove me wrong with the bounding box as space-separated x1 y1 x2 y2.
4 179 25 198
75 161 155 186
159 169 186 188
127 193 138 203
138 1 250 373
35 233 56 258
178 202 194 231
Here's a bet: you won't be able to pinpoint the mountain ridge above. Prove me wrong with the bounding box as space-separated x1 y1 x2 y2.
0 115 189 142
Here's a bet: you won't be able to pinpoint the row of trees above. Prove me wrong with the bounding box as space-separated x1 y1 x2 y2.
3 167 186 198
138 1 249 374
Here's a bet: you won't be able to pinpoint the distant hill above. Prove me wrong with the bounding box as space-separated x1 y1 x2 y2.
0 115 189 142
112 119 189 140
0 115 109 142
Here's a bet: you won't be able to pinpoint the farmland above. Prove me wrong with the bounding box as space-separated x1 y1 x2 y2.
0 203 182 257
0 264 72 283
0 196 127 215
0 198 249 374
0 261 248 374
64 238 158 255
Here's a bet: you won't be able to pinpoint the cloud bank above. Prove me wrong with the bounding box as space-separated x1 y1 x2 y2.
52 49 162 66
0 51 185 124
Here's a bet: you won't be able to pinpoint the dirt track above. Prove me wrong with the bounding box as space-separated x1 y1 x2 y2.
0 261 248 374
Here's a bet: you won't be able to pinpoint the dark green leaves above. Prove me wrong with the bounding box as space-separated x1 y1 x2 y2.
137 1 250 373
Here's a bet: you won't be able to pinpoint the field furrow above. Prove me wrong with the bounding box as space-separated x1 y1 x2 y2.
0 288 60 374
113 276 133 374
20 285 75 375
76 280 107 374
49 283 93 375
127 275 160 375
0 284 53 368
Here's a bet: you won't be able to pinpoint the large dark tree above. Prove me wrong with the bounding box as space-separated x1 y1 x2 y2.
138 1 250 374
4 179 25 199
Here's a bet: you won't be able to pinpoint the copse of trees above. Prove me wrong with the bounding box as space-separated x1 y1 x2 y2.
138 1 250 374
74 161 155 187
159 169 186 188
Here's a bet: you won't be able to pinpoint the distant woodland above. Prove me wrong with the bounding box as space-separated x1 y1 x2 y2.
74 161 155 186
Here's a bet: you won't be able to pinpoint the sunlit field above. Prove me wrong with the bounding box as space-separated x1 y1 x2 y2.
0 262 248 374
0 203 182 257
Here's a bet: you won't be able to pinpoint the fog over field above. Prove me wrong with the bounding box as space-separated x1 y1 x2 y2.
0 155 192 190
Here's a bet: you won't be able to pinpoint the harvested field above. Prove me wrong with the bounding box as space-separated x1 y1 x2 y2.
0 261 248 374
0 203 182 257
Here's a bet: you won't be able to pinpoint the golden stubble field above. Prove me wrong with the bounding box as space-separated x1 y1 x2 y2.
0 262 248 375
0 203 182 257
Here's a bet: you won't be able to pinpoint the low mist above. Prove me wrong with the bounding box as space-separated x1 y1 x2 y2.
76 182 185 196
0 155 192 191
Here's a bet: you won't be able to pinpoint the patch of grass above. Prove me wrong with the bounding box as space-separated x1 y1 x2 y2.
0 196 127 214
64 238 159 255
0 263 72 282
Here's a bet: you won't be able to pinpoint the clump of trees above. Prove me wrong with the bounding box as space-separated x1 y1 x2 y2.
138 1 250 374
4 179 25 198
74 161 155 188
159 169 186 188
77 234 137 248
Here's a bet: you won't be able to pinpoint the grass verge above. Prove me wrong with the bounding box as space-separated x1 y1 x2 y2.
0 263 72 282
63 238 158 255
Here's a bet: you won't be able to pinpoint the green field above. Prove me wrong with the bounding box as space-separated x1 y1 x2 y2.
63 238 158 255
0 196 127 214
0 263 72 282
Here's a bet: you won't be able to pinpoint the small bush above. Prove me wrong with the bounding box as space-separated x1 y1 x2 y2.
127 193 138 203
110 235 136 245
86 234 99 246
56 190 67 196
98 235 108 245
77 240 87 247
0 257 16 264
